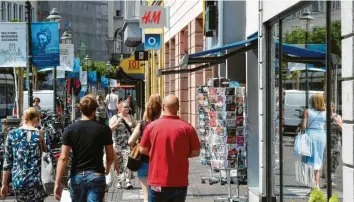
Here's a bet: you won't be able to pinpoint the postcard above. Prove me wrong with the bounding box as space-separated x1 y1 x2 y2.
226 111 236 119
227 129 237 137
226 103 236 111
227 136 236 144
225 95 235 104
225 88 235 95
236 106 244 116
236 128 244 136
209 88 217 96
226 120 237 128
236 136 245 146
235 88 244 97
236 116 244 126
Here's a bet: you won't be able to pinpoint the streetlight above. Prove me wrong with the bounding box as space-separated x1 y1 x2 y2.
84 55 91 94
299 11 314 108
47 8 62 114
61 31 72 124
60 31 72 44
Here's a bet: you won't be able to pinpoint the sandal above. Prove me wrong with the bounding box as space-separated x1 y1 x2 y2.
125 182 133 189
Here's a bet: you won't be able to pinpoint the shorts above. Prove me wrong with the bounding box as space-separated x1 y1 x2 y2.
138 162 149 177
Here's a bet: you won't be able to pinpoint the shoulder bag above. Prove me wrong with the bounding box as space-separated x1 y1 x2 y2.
294 111 322 157
126 119 143 171
39 131 55 194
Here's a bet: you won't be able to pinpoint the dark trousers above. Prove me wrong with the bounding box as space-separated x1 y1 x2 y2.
148 186 187 202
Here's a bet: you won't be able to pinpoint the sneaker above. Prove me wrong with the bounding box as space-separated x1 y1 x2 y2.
125 182 133 189
116 182 122 189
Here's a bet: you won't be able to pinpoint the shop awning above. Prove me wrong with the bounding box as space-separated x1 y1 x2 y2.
158 32 327 76
105 67 142 84
189 36 258 58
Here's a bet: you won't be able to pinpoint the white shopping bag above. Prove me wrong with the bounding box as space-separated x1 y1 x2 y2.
103 154 114 188
295 160 315 188
60 189 72 202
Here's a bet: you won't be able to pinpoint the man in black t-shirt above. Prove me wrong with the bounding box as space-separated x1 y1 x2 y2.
54 95 115 201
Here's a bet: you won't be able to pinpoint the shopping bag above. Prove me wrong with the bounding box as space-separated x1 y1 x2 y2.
295 160 315 188
103 154 114 188
39 131 55 195
293 130 312 157
60 189 72 202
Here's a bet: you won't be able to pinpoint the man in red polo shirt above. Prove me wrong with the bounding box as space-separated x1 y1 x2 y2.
139 94 200 202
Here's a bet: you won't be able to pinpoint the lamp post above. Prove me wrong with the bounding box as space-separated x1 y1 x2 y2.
25 1 33 110
61 31 72 124
300 11 314 108
106 61 112 94
47 8 62 114
84 55 91 94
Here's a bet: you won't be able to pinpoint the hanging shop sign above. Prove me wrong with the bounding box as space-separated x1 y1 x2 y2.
120 55 144 80
57 44 74 71
0 23 27 68
139 6 166 29
134 51 148 61
31 22 60 67
144 34 161 50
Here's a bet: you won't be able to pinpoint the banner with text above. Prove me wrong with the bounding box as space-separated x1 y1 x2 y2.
58 44 74 71
31 22 60 67
0 23 27 68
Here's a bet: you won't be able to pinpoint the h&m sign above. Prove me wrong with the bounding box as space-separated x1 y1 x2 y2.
139 6 169 29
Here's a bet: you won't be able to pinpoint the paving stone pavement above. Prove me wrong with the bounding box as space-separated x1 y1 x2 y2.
2 136 342 202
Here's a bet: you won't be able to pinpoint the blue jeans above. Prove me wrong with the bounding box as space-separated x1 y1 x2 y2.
148 186 187 202
70 171 106 202
107 109 116 118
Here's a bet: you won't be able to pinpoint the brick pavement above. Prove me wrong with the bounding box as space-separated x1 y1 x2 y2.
2 136 343 202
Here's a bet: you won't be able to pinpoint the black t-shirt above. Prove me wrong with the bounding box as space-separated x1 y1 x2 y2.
62 119 113 175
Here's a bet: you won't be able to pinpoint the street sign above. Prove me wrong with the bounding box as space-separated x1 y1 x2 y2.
134 51 148 61
139 6 166 29
144 34 161 50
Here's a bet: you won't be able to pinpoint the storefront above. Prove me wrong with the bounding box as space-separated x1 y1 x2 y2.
250 1 343 201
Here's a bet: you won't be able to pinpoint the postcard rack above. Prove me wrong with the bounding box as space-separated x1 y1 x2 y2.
197 86 248 202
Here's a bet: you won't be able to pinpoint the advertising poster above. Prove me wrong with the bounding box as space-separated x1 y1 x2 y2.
66 58 80 79
57 44 74 71
88 71 97 84
0 23 27 67
31 22 60 67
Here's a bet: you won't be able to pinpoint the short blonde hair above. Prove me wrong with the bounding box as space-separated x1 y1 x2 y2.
23 107 40 123
311 93 326 111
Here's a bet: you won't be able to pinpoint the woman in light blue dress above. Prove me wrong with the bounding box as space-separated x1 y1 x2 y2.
301 93 326 189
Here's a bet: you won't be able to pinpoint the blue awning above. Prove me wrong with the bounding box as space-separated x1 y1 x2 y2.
276 41 326 58
189 35 258 58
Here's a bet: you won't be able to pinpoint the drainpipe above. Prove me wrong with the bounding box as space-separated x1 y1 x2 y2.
217 0 223 78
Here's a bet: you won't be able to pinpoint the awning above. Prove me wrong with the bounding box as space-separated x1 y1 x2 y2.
158 32 327 76
105 67 142 84
189 36 258 58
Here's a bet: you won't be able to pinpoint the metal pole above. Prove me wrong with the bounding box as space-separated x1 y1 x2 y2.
278 19 284 202
305 20 309 108
25 1 33 108
325 1 332 198
86 61 89 94
53 66 57 113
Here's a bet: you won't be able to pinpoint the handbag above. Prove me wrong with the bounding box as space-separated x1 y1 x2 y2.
39 131 55 195
125 120 144 171
293 111 322 157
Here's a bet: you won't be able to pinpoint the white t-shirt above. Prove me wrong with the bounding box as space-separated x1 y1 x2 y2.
105 93 118 110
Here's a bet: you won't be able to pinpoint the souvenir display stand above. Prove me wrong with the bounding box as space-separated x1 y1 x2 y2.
197 86 248 202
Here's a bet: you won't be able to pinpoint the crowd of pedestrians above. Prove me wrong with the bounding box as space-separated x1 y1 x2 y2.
1 91 201 202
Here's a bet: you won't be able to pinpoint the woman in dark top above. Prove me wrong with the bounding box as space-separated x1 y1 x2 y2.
128 94 162 202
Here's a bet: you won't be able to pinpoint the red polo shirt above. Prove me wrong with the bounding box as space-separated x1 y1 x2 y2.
140 115 200 187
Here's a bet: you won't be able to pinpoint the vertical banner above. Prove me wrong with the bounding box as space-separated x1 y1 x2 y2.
31 22 60 67
66 58 80 79
101 76 109 88
0 23 27 67
88 71 97 84
80 70 87 85
58 44 74 71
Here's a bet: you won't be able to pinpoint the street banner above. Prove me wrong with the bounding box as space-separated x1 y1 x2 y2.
80 70 87 85
110 79 117 88
0 23 27 68
101 76 109 88
66 58 80 79
31 22 60 67
88 71 97 84
58 44 74 71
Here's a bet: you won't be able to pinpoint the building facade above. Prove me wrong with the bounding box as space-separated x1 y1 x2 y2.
0 1 38 22
37 1 108 61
